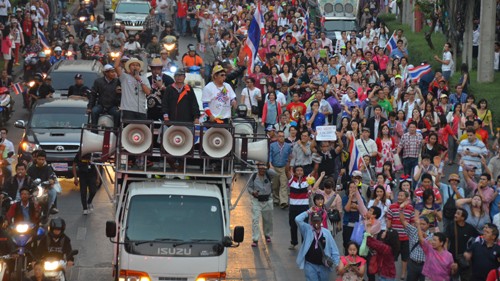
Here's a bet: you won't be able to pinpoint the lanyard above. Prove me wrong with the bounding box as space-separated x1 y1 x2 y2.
313 230 322 249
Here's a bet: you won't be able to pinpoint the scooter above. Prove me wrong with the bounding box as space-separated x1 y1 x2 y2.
42 250 79 281
32 179 58 224
10 222 45 281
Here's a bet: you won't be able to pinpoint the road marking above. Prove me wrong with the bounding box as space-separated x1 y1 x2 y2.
76 227 87 240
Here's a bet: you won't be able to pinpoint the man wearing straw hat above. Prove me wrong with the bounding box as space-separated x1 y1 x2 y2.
114 54 151 120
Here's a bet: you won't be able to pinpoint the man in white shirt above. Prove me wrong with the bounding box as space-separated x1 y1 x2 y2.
359 29 372 50
202 65 237 123
434 42 453 82
240 77 261 120
494 42 499 71
0 127 14 176
306 90 333 122
355 128 378 159
84 27 99 47
319 32 333 53
402 87 421 120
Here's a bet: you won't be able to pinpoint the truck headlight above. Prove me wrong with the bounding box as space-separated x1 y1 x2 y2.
21 141 39 153
119 270 151 281
43 260 60 271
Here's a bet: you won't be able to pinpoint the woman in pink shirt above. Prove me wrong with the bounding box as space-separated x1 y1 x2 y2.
417 217 456 281
373 48 389 72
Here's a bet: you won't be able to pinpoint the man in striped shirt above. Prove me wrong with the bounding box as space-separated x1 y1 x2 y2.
457 127 489 177
387 190 415 280
288 166 311 250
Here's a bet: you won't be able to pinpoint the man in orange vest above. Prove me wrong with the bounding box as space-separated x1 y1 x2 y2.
162 68 200 123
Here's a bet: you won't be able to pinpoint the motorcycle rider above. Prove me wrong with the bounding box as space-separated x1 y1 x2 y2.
35 52 51 74
24 35 42 57
84 26 99 48
26 150 58 214
141 8 157 46
30 263 50 281
0 70 12 88
108 25 125 52
28 73 52 105
49 47 65 65
62 34 79 59
68 74 89 97
182 44 204 74
36 218 75 268
88 64 120 127
97 34 110 55
5 187 41 225
3 163 33 201
123 36 141 55
74 2 90 36
146 35 162 58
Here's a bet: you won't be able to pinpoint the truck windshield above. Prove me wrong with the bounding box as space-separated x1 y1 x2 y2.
31 107 87 128
324 20 357 32
126 195 224 242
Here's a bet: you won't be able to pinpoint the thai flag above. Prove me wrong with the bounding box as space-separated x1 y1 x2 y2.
12 83 23 95
409 64 432 82
304 10 309 39
348 136 364 176
385 31 398 53
243 2 264 74
37 28 50 50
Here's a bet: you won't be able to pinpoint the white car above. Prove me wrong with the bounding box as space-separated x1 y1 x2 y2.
113 0 151 34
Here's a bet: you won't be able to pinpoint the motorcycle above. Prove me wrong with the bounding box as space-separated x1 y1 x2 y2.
161 35 178 61
0 87 13 127
23 53 38 82
32 179 58 224
10 222 45 281
42 250 79 281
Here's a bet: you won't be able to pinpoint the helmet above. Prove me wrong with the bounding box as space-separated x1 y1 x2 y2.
38 52 46 58
49 217 66 237
54 46 62 53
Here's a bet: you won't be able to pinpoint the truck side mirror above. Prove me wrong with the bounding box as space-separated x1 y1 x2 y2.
106 220 117 238
233 226 244 243
14 120 26 128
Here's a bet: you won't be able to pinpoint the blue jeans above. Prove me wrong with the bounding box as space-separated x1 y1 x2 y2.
48 187 57 210
403 157 418 179
91 105 120 127
176 16 186 36
378 277 395 281
304 262 330 281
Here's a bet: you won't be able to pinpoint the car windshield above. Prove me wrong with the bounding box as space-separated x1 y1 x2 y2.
125 195 223 242
30 106 87 128
116 3 149 14
50 72 100 90
324 20 357 32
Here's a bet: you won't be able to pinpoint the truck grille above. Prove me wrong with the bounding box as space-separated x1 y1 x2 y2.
123 21 144 27
40 145 80 152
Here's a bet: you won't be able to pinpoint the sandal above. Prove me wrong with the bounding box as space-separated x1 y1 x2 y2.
265 236 271 243
251 241 258 247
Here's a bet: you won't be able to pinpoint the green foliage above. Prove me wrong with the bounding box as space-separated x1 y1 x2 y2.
380 14 500 127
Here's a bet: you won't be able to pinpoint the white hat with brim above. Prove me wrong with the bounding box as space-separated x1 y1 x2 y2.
124 58 144 73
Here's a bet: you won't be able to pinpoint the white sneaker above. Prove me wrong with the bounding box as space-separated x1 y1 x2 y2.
88 204 94 212
83 210 89 215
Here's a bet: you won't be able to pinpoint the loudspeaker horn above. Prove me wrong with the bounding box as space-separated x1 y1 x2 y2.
162 125 194 156
233 121 254 140
235 139 268 163
121 124 152 154
202 128 233 158
97 114 114 129
81 130 116 155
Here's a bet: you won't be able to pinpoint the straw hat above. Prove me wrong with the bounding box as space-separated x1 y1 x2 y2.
124 58 144 73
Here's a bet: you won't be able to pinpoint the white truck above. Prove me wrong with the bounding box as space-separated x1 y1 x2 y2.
317 0 361 41
83 115 266 280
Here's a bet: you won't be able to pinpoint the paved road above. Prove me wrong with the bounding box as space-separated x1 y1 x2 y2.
2 3 462 280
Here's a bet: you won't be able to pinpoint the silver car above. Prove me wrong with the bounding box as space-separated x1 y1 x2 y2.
113 0 151 34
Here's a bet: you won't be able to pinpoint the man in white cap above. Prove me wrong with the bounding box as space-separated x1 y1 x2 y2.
114 54 151 120
88 64 120 126
201 65 236 124
85 27 99 48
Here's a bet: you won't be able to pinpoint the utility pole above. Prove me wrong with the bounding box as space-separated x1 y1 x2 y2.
478 0 496 82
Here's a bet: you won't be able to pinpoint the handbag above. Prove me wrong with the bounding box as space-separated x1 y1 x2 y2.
350 221 365 245
393 153 403 171
318 238 334 268
247 89 259 115
455 222 470 269
327 209 341 224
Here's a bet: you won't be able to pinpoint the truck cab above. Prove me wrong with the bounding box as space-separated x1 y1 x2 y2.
318 0 361 42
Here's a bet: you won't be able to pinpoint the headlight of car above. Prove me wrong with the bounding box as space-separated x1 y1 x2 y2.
21 141 39 153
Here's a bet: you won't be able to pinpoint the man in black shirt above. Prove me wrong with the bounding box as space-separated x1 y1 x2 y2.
72 152 97 215
464 223 500 281
446 207 479 281
27 151 58 213
88 64 120 126
67 74 89 97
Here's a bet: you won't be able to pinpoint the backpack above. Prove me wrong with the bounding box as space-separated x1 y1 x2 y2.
443 184 457 220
